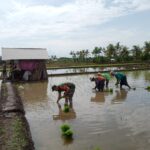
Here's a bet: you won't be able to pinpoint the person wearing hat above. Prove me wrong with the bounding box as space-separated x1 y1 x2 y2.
52 82 75 105
110 71 131 89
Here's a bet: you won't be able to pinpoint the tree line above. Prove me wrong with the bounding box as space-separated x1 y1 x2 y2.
69 41 150 63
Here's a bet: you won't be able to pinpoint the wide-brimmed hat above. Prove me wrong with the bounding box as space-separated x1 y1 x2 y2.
97 72 101 76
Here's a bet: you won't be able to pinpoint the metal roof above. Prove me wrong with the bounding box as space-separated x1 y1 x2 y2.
2 48 49 60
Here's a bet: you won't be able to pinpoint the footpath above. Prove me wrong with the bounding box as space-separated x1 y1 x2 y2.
0 82 34 150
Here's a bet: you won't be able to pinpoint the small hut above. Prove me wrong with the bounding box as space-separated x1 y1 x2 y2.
1 48 49 82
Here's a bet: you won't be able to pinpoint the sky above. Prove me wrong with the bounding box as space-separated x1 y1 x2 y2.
0 0 150 57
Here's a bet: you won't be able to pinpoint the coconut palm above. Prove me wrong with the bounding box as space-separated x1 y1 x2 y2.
92 47 102 57
105 44 117 60
142 41 150 60
131 45 142 60
120 46 130 62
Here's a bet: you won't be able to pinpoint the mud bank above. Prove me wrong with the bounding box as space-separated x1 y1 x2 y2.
48 66 150 77
0 82 34 150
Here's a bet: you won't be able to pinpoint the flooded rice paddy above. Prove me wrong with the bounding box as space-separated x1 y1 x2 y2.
47 66 140 75
18 70 150 150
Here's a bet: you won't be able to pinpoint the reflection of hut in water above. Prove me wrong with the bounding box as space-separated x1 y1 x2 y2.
18 82 48 103
1 48 49 82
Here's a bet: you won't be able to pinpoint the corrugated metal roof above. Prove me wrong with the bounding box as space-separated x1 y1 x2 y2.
2 48 49 60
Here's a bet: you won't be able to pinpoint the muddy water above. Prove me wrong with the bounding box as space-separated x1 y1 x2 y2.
47 67 121 74
47 66 140 75
18 70 150 150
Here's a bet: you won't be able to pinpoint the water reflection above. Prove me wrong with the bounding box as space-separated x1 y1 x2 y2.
18 81 48 103
61 135 74 145
91 92 106 103
47 66 126 75
131 71 142 79
111 89 128 104
19 70 150 150
53 103 76 121
144 71 150 81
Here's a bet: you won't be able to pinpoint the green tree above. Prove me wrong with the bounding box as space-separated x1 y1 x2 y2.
142 41 150 61
70 51 77 62
105 44 116 59
92 47 102 57
120 46 130 62
131 45 142 61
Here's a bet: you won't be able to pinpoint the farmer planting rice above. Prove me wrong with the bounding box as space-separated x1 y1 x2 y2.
52 82 75 105
97 72 111 88
90 74 105 92
110 71 131 90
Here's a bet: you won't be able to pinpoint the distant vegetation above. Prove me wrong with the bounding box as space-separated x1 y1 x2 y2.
47 41 150 67
0 41 149 68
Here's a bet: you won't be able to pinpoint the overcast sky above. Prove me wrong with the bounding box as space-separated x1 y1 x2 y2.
0 0 150 57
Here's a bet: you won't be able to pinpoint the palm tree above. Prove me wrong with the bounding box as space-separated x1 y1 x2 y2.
144 41 150 53
84 49 89 62
120 46 129 62
105 44 116 59
131 45 142 61
142 41 150 60
115 42 122 56
92 47 102 57
70 51 76 62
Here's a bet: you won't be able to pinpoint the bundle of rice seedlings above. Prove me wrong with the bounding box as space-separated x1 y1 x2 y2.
60 124 73 138
63 105 70 113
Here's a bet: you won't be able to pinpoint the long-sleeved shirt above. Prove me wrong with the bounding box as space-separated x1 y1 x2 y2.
101 73 111 80
114 72 126 80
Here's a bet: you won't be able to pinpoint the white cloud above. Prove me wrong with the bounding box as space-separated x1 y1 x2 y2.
0 0 150 56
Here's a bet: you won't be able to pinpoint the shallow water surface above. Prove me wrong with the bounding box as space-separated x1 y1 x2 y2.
18 70 150 150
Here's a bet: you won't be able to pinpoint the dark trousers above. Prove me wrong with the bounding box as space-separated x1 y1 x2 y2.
96 80 105 91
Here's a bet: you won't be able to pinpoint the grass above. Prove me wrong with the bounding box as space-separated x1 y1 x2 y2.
46 62 148 69
1 83 8 98
93 147 101 150
7 118 28 150
0 126 5 135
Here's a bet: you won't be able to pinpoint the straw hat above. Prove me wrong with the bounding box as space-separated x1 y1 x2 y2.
97 72 101 76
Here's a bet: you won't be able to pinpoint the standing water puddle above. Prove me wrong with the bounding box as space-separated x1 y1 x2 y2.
18 70 150 150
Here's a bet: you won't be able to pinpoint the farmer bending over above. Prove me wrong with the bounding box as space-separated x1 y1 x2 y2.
110 71 131 89
97 72 111 88
52 82 75 105
90 75 105 92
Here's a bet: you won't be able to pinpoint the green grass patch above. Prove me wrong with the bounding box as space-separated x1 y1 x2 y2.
93 147 102 150
7 118 28 150
0 127 5 135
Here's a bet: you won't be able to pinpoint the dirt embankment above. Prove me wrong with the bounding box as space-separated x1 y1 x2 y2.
0 82 35 150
